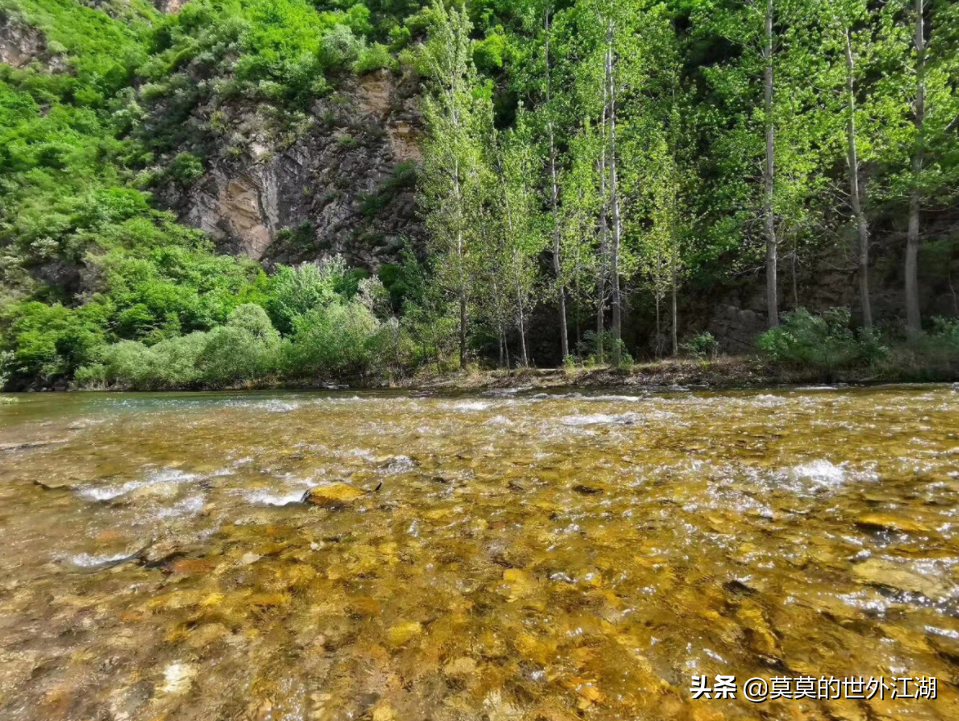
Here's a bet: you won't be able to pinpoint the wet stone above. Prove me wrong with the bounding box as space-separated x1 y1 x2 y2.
852 558 947 598
303 482 365 508
855 513 933 535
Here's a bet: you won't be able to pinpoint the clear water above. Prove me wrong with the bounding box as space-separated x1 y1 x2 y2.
0 386 957 720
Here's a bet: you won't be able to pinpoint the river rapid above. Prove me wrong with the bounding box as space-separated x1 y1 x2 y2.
0 386 958 721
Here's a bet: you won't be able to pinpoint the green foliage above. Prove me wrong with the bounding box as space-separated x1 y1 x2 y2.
318 23 366 72
359 160 418 218
473 31 510 73
757 308 887 370
0 350 13 389
283 301 383 379
682 332 719 360
78 304 279 390
265 259 348 336
168 152 204 188
4 0 155 96
355 43 396 74
0 300 109 384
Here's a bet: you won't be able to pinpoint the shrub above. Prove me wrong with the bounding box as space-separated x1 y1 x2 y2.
875 317 959 381
169 152 205 188
196 304 280 387
318 24 364 71
682 332 720 360
578 331 632 368
355 43 396 74
0 350 13 390
78 305 280 390
265 259 345 335
757 308 887 370
0 301 108 384
284 300 382 379
88 334 205 390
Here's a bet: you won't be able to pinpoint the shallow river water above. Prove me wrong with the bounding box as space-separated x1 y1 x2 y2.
1 386 958 721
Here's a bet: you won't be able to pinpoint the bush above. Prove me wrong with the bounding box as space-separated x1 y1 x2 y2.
874 317 959 381
87 334 205 390
283 300 382 379
682 332 720 360
578 331 632 368
0 301 109 385
355 43 396 74
318 24 364 71
0 350 13 390
757 308 887 370
196 304 280 387
265 259 346 335
169 152 204 188
78 304 280 390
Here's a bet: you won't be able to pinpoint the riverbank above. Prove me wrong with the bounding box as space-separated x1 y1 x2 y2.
8 353 958 394
400 355 959 393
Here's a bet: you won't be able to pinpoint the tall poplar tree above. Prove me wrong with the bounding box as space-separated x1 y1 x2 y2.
420 1 486 367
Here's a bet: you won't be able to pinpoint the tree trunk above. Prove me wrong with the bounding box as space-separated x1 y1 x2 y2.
791 249 799 310
671 260 679 356
515 261 528 367
844 31 872 329
545 11 569 360
655 296 661 359
458 293 467 368
606 21 623 364
596 105 609 365
763 0 779 329
458 288 467 368
452 146 467 369
596 242 606 363
906 0 925 333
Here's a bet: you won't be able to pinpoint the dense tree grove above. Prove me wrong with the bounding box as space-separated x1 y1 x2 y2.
0 0 957 389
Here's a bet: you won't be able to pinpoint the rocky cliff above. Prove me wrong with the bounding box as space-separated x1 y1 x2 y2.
160 70 424 272
0 9 66 72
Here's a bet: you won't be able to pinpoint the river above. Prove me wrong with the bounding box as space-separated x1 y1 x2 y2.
0 386 957 720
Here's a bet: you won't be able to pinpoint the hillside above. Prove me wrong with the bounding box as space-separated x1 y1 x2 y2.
0 0 957 390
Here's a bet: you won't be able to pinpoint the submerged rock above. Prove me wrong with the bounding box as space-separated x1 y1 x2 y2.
572 484 603 495
852 558 946 598
443 657 477 677
855 513 932 534
387 621 422 647
303 482 365 508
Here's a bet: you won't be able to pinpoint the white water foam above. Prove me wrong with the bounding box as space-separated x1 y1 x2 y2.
77 468 198 502
66 552 132 568
382 455 415 474
244 489 306 507
561 413 638 426
452 401 493 411
156 494 206 519
788 459 846 488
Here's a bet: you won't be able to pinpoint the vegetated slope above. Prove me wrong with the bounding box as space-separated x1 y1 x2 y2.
0 0 957 391
0 0 429 389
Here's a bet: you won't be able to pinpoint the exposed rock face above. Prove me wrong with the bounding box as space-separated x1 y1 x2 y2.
709 304 768 354
186 170 277 260
0 10 66 72
174 70 423 269
153 0 189 12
